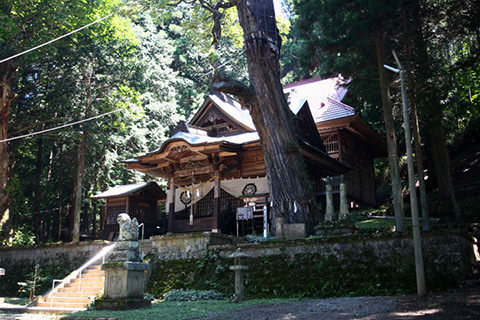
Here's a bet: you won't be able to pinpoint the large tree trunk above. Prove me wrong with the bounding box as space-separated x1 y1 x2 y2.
71 69 93 242
33 138 44 243
0 62 16 232
215 0 315 235
423 109 461 219
71 123 88 243
408 2 461 221
402 10 430 230
374 27 405 232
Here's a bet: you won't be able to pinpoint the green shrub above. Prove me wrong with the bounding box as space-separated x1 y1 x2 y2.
163 289 225 301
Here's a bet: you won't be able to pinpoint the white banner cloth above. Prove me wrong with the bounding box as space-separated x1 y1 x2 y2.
173 176 269 212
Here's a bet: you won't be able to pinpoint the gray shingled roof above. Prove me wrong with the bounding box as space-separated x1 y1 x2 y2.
93 182 158 199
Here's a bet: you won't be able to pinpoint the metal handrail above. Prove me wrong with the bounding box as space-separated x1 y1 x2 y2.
49 243 115 308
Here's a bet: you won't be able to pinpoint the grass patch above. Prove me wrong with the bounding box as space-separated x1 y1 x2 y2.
66 299 291 320
0 297 29 305
355 218 398 229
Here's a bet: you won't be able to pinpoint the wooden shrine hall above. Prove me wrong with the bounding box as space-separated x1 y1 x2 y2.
125 77 386 235
125 88 349 235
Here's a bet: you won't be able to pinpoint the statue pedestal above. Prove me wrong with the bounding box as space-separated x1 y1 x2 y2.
95 240 151 310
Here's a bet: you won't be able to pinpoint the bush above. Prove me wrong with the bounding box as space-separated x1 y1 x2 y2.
163 289 225 301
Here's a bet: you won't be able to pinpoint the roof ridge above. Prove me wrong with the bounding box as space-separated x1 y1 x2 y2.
326 96 355 113
283 77 326 89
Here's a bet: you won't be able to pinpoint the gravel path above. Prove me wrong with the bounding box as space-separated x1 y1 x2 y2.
197 285 480 320
0 313 59 320
1 285 478 320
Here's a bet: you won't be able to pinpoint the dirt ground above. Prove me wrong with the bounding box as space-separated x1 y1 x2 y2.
0 284 478 320
197 284 480 320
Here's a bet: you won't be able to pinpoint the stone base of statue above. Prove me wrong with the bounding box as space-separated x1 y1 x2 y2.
96 251 150 310
93 296 151 310
95 220 151 309
95 213 150 310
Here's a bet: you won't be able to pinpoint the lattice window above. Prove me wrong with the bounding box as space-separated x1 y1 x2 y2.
174 189 215 220
319 130 339 155
195 189 214 218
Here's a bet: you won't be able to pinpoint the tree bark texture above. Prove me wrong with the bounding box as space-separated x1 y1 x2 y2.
401 10 430 230
72 69 93 242
375 27 405 232
33 138 44 243
232 0 315 231
0 62 16 230
407 2 461 221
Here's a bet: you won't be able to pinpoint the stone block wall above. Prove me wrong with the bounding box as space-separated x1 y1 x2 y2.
0 231 475 298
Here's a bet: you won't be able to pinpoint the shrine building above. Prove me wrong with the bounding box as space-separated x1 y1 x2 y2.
124 77 386 236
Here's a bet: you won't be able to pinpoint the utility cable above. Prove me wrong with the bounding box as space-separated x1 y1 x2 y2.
0 11 118 65
198 49 247 79
0 109 121 143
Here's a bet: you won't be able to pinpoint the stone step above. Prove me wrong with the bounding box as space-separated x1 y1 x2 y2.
43 296 91 303
66 278 103 285
79 273 104 279
36 301 88 309
57 287 102 293
24 306 87 314
81 270 103 276
69 278 104 284
52 291 98 298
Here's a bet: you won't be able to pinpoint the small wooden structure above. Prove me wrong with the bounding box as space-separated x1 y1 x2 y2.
93 182 166 240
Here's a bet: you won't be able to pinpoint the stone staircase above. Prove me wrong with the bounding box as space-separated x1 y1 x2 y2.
28 263 104 313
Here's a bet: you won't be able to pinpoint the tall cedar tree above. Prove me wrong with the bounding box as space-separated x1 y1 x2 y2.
158 0 316 233
292 0 406 230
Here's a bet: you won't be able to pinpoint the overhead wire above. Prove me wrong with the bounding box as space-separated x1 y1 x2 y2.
198 49 247 79
0 5 248 143
0 11 119 65
0 109 121 143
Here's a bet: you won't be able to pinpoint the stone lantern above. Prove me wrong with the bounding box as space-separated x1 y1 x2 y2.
229 248 249 301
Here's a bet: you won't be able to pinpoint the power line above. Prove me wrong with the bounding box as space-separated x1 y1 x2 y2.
198 49 247 79
0 11 118 65
0 109 121 143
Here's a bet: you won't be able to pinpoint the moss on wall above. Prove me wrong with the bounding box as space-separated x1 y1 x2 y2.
147 242 467 299
147 253 233 298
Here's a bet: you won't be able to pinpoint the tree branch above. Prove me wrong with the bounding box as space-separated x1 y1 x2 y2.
211 76 257 110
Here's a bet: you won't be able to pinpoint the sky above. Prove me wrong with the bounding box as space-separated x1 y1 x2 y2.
273 0 287 19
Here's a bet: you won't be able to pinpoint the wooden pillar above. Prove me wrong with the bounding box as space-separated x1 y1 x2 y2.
212 172 220 233
126 196 130 215
167 179 175 233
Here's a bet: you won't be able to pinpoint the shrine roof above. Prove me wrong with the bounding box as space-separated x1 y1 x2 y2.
207 92 256 131
92 182 165 199
315 97 355 122
167 130 260 147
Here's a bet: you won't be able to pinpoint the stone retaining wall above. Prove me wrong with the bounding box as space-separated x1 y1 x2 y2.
0 231 475 297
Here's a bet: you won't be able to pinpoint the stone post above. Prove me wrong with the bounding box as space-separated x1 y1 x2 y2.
339 175 349 220
325 176 334 222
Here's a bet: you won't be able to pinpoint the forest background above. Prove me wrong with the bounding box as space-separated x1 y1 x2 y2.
0 0 478 245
